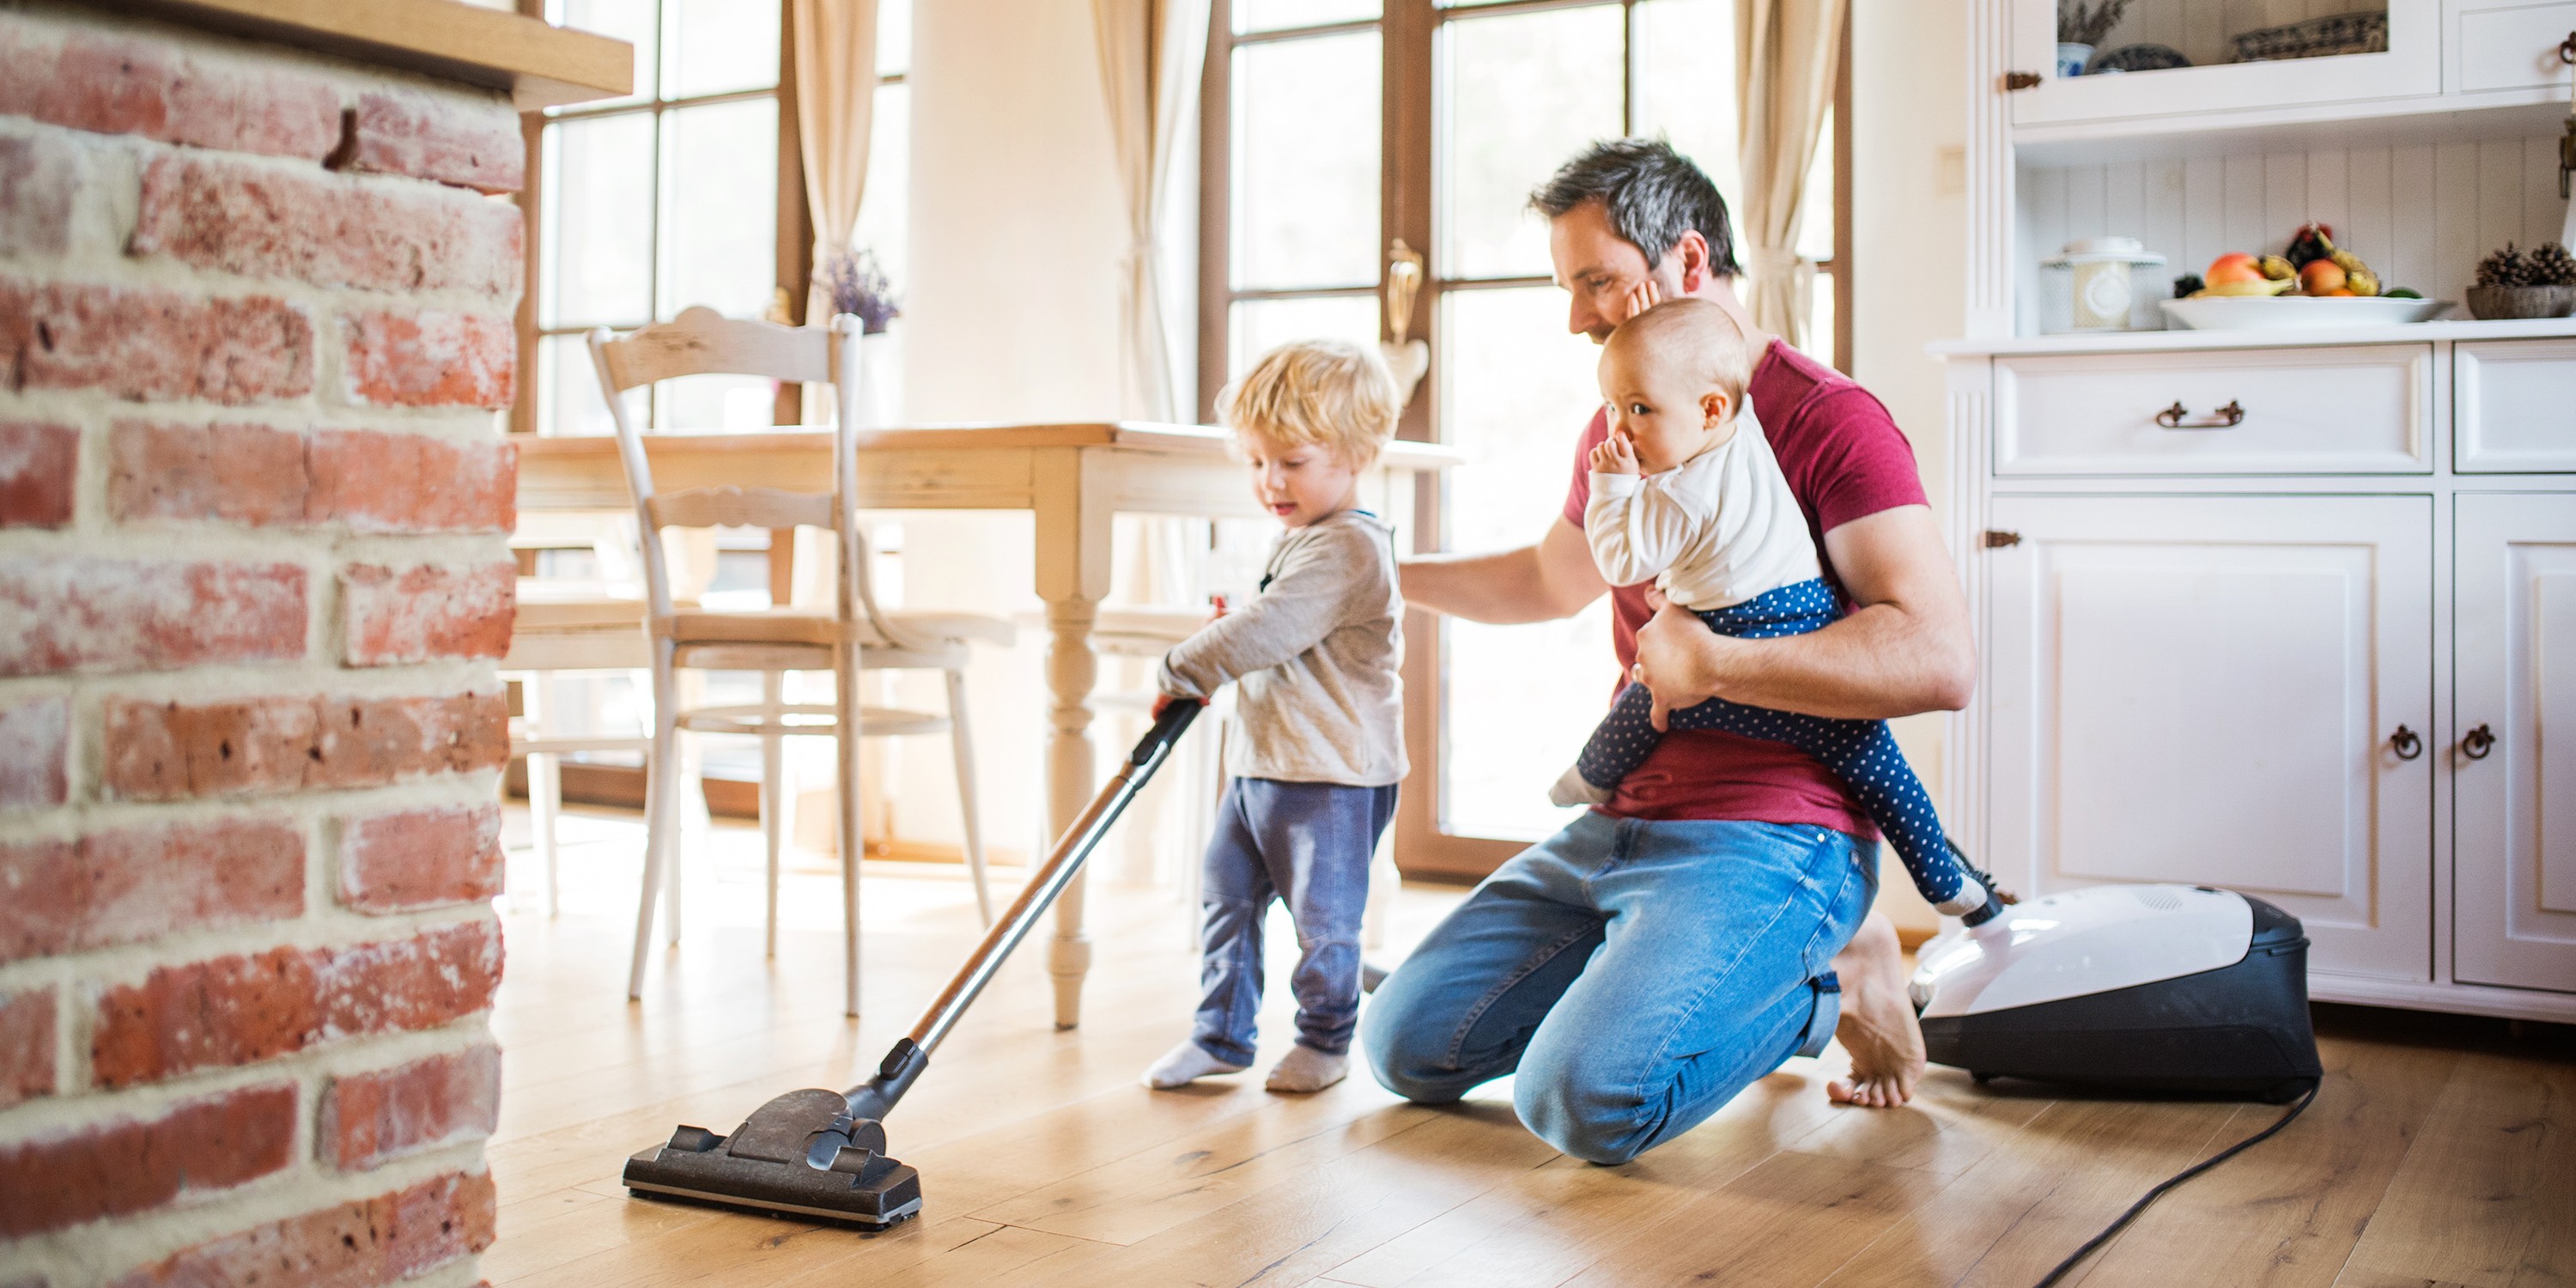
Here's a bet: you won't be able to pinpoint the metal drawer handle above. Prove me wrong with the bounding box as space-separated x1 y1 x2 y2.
2156 400 2245 429
2390 725 2421 760
2462 724 2495 761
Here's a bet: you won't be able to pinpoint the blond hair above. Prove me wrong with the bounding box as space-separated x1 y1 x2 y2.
1605 297 1755 415
1218 338 1401 467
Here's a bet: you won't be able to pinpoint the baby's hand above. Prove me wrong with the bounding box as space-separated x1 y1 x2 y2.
1589 433 1638 476
1617 276 1664 325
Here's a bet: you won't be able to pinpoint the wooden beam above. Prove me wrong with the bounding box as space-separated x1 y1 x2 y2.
82 0 634 109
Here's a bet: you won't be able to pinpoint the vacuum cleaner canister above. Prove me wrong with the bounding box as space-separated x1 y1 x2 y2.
1907 884 2323 1103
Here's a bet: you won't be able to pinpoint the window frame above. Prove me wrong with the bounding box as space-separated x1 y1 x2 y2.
1199 0 1855 879
511 0 909 436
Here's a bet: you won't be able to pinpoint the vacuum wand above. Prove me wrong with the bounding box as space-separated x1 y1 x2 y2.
827 700 1200 1128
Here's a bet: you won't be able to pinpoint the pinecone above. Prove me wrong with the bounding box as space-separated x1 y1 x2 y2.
2477 243 2535 288
2529 241 2576 288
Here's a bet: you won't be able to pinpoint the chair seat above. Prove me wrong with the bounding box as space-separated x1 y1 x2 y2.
515 586 647 632
656 608 1015 648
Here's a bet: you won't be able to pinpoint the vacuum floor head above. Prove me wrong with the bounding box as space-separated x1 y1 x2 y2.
623 1088 921 1228
1909 884 2324 1103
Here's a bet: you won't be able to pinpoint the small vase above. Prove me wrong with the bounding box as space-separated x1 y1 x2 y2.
2464 285 2576 320
854 328 901 428
2056 42 2094 78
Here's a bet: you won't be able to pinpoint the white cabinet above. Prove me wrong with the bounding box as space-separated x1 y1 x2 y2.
1996 346 2430 476
2449 0 2576 92
2454 494 2576 993
1982 494 2433 979
2456 340 2576 473
2008 0 2440 127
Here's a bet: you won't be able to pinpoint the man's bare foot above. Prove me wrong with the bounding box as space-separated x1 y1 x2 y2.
1826 911 1926 1108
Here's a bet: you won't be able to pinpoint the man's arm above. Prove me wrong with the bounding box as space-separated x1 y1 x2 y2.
1630 504 1974 723
1400 516 1609 624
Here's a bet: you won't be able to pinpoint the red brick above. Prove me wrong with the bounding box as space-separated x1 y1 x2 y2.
0 557 307 677
341 308 513 409
102 690 507 801
108 422 516 534
0 987 53 1110
342 562 514 666
0 131 76 258
347 88 524 195
90 919 501 1087
309 429 514 533
338 802 501 914
0 421 76 529
0 22 341 160
108 1170 495 1288
0 278 314 404
0 696 69 808
0 818 303 965
130 155 524 297
109 421 310 528
0 1081 295 1238
319 1043 500 1170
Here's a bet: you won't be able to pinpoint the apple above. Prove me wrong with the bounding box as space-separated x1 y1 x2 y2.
2207 252 2262 285
2300 258 2348 294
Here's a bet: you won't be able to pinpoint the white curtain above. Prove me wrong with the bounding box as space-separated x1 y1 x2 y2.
1735 0 1845 345
1093 0 1211 420
793 0 881 301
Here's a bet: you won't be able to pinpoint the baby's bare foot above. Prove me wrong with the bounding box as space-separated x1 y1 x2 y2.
1826 912 1925 1109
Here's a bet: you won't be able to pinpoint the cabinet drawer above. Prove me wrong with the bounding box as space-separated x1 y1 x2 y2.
2451 0 2576 93
1995 346 2430 476
2456 339 2576 472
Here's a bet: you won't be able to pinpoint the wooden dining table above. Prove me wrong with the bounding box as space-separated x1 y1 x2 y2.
514 421 1461 1029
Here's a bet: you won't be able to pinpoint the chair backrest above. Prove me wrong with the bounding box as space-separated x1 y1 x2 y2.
586 307 919 647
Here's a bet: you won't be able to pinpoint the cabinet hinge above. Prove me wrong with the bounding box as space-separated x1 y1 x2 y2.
1983 530 2022 549
2002 70 2043 91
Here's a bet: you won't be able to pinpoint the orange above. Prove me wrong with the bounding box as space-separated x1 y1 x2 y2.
2300 259 2347 294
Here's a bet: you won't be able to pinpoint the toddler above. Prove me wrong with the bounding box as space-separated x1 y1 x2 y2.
1547 299 1991 918
1145 338 1407 1095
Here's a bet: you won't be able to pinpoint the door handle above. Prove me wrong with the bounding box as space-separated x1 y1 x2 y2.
2461 724 2496 761
2389 725 2421 761
2156 400 2245 429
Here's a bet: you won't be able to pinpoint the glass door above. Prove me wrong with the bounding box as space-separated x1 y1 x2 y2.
2010 0 2439 128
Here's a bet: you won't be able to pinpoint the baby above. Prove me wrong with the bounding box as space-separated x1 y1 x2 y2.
1144 338 1407 1095
1548 298 1992 918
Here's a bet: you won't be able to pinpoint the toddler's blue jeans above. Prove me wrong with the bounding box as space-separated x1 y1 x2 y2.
1364 812 1873 1164
1192 776 1398 1066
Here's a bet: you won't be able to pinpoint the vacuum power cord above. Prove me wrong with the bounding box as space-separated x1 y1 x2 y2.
2033 1080 2321 1288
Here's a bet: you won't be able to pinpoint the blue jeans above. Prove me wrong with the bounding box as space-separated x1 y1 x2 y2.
1193 777 1399 1066
1362 813 1874 1164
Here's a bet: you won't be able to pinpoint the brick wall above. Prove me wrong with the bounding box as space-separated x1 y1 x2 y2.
0 5 517 1285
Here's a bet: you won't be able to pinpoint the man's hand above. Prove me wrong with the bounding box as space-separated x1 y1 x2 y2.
1589 432 1638 476
1632 600 1727 730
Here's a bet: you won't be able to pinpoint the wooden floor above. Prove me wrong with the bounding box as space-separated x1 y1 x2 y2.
487 810 2576 1288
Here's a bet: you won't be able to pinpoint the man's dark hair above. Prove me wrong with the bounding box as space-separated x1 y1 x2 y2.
1529 138 1741 280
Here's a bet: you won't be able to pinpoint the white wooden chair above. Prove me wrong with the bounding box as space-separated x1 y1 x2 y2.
593 307 1011 1016
501 519 653 917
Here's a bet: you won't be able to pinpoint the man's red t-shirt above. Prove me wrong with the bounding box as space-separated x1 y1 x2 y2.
1560 338 1928 835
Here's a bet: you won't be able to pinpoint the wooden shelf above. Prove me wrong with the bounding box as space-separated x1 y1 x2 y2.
89 0 632 109
2011 88 2573 167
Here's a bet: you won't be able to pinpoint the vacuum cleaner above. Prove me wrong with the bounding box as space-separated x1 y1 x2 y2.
622 699 1205 1229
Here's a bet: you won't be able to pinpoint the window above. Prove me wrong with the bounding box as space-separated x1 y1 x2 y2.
515 0 912 436
1201 0 1851 875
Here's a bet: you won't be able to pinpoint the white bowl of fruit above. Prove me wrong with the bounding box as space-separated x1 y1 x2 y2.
2160 224 2448 331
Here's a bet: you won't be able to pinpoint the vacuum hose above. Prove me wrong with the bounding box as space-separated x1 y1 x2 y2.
835 700 1202 1125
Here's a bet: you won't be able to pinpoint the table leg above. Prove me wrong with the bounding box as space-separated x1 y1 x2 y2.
1043 594 1099 1030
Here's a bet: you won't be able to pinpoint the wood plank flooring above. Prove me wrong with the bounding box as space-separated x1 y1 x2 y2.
487 811 2576 1287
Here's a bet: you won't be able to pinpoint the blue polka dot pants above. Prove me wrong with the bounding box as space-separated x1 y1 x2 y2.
1571 579 1984 914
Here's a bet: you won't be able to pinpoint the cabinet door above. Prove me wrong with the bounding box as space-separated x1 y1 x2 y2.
1985 495 2433 978
2010 0 2439 127
2454 494 2576 993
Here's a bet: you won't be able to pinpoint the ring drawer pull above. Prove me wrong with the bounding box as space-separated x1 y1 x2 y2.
2156 400 2245 429
2462 724 2496 761
2390 725 2421 760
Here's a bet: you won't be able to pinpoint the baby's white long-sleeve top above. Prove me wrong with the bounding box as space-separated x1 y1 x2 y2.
1584 410 1823 611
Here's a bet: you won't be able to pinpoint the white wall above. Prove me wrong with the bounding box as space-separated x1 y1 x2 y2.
1852 0 1971 936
